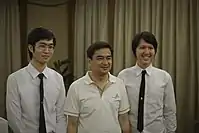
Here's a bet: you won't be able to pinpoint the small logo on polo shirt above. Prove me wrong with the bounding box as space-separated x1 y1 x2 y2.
112 93 119 99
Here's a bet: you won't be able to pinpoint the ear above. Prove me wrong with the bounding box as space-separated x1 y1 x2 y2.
88 58 92 70
88 58 92 64
28 45 33 53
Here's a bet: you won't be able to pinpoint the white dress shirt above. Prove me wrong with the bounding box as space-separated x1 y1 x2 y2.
6 63 66 133
118 64 177 133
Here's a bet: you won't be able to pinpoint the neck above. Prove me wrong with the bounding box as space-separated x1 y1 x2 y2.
30 59 46 73
137 62 151 69
89 72 109 83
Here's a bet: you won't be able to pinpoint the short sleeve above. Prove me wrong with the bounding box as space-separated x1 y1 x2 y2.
118 80 130 114
64 83 80 117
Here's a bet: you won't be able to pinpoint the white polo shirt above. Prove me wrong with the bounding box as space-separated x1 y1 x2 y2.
64 72 130 133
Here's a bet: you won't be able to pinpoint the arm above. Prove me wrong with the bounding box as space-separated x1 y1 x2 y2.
64 83 80 133
55 77 66 133
119 113 130 133
67 115 78 133
163 74 177 133
6 75 23 133
118 79 131 133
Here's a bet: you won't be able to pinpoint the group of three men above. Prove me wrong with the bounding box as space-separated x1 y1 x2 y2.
6 27 176 133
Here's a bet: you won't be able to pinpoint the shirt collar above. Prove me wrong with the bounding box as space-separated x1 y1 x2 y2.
26 63 49 79
135 63 152 76
84 71 116 84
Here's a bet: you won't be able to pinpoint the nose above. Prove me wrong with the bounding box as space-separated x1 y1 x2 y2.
43 46 51 53
43 48 49 53
144 48 150 54
102 59 109 65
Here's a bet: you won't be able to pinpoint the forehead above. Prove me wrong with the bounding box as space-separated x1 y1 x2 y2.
36 39 54 45
138 39 154 47
93 48 111 56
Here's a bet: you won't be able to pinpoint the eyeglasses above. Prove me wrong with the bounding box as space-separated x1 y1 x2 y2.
36 44 54 51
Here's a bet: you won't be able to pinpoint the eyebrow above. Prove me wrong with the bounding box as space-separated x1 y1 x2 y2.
39 42 54 45
96 55 112 58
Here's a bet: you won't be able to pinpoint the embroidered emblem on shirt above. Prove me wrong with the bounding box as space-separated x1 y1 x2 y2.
112 93 119 99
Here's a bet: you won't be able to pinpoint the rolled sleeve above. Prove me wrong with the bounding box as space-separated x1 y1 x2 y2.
64 83 80 117
118 80 130 115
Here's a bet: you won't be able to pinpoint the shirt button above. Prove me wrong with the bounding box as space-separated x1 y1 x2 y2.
141 97 143 100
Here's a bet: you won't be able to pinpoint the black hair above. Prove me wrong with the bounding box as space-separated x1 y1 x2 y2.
87 41 113 59
132 31 158 56
27 27 56 59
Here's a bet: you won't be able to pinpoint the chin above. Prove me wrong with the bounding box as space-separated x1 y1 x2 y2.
142 59 152 64
142 62 151 67
39 60 48 65
102 71 110 75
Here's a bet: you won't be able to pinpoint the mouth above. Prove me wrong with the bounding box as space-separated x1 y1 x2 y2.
142 56 151 60
101 67 109 70
42 55 50 59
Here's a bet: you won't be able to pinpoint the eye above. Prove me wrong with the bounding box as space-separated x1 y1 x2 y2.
149 47 154 50
38 44 46 48
106 56 112 60
97 57 103 60
139 46 145 49
48 45 54 49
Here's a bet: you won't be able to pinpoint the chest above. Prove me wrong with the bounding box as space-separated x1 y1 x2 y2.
18 77 60 110
125 77 165 102
78 85 121 116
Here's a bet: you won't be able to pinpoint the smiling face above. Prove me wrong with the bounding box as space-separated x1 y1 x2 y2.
136 39 155 69
28 39 54 65
89 48 112 76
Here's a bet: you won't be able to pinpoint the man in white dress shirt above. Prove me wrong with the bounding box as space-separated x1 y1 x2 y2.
118 31 177 133
6 27 66 133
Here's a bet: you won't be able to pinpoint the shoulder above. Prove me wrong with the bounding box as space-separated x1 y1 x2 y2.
67 75 87 91
66 76 86 96
152 67 171 77
152 67 172 82
7 67 27 81
46 67 63 79
7 67 29 89
119 67 134 74
70 76 86 88
109 74 126 86
118 66 136 79
118 66 136 75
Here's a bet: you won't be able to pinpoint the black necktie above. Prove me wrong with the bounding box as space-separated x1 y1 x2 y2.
38 73 47 133
137 70 146 132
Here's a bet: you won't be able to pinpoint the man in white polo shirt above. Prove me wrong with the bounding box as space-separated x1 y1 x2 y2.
64 41 130 133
